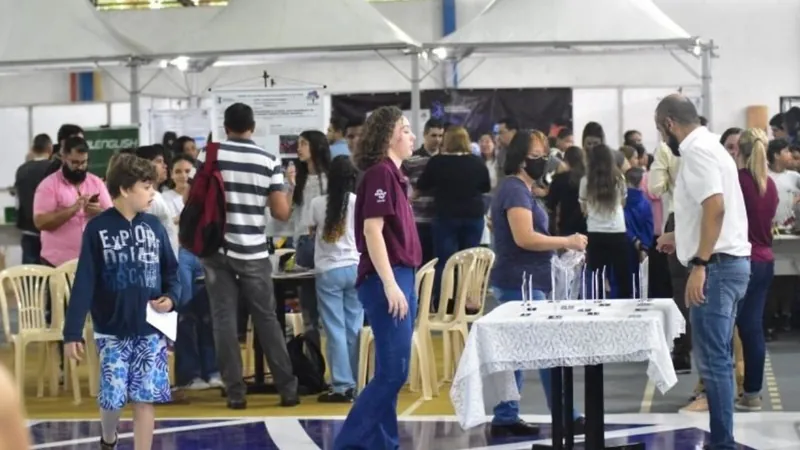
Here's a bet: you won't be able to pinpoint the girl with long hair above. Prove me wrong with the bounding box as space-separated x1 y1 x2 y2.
547 145 587 236
734 128 778 411
489 130 588 437
162 154 222 392
288 129 332 348
306 155 362 403
579 144 631 298
334 106 420 450
581 121 605 151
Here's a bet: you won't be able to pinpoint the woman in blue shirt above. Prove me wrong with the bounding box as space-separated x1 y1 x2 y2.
490 130 588 437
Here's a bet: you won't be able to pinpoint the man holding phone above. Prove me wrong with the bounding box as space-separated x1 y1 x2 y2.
34 136 112 271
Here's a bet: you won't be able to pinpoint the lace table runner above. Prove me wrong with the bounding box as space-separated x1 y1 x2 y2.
450 298 685 429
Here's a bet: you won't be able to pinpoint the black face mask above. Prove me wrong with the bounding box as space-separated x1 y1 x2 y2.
62 164 87 184
523 156 548 180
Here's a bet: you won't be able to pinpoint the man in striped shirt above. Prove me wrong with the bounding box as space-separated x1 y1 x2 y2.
199 103 298 409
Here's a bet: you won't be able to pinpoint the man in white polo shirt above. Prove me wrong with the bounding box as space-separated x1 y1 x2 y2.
655 94 751 450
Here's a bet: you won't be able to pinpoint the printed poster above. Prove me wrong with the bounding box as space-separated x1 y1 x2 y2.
210 88 326 160
149 109 210 149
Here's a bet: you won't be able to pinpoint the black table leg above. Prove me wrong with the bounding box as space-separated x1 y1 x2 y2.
584 364 644 450
564 367 574 449
532 367 565 450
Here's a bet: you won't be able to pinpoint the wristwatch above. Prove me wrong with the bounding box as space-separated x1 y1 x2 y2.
690 256 709 267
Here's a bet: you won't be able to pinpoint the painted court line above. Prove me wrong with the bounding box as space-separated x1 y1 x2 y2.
764 351 783 411
264 418 321 449
639 377 656 413
31 418 261 449
400 381 447 416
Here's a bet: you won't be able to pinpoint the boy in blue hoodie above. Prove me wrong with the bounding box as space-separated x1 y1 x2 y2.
623 167 654 296
63 153 180 450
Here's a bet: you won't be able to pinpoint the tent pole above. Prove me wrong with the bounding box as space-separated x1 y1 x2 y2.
410 52 422 140
129 58 142 126
700 41 713 128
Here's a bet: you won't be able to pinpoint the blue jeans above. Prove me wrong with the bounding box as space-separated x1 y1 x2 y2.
175 249 219 385
334 266 417 450
178 248 204 303
431 216 485 309
690 255 750 450
492 288 581 425
174 285 220 385
735 260 773 396
20 234 41 265
316 265 363 394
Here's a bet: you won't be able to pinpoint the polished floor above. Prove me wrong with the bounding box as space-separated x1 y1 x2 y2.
11 327 800 448
30 413 800 449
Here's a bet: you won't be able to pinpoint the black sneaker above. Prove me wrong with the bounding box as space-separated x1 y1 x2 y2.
280 394 300 407
489 419 540 437
100 435 118 449
673 355 691 375
227 398 247 410
317 389 354 403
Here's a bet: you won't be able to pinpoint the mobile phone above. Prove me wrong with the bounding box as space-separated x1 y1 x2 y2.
89 194 99 202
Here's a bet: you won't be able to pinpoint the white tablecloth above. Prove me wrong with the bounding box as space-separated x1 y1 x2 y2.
451 298 685 429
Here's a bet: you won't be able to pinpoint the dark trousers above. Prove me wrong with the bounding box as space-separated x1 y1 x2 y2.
648 235 673 299
665 213 691 358
20 234 41 265
736 260 774 395
586 232 632 299
175 286 219 386
430 216 485 311
416 222 434 268
334 266 417 450
201 253 298 400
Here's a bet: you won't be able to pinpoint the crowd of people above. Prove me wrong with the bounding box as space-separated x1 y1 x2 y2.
5 96 800 450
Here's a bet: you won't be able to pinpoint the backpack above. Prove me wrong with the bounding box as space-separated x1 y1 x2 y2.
179 142 226 258
286 334 327 394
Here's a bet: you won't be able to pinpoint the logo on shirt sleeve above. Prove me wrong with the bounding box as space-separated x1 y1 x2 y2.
374 189 387 203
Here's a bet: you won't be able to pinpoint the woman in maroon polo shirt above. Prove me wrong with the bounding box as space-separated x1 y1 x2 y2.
735 128 778 411
334 106 421 450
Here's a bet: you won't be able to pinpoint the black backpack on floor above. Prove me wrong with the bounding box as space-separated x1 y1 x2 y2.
287 334 328 394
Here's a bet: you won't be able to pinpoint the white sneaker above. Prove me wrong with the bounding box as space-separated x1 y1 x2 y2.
207 376 224 389
184 378 210 391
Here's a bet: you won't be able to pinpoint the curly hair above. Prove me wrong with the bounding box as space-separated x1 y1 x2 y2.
585 144 622 214
354 106 403 172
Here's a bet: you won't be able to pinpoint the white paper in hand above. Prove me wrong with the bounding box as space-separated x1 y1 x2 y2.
146 303 178 342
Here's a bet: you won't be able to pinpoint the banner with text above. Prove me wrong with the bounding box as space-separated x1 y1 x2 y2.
332 88 573 139
210 88 326 160
84 126 139 178
150 109 210 150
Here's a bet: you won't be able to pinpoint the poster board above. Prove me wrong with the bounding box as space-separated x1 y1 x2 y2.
84 126 139 178
150 109 210 149
210 88 327 161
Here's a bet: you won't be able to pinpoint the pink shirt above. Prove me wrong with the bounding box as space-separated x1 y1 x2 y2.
33 171 112 266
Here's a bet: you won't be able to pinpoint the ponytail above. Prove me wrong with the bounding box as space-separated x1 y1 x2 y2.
738 128 769 195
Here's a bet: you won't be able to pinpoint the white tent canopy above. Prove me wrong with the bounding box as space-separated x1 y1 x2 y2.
0 0 143 66
435 0 695 49
122 0 420 59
